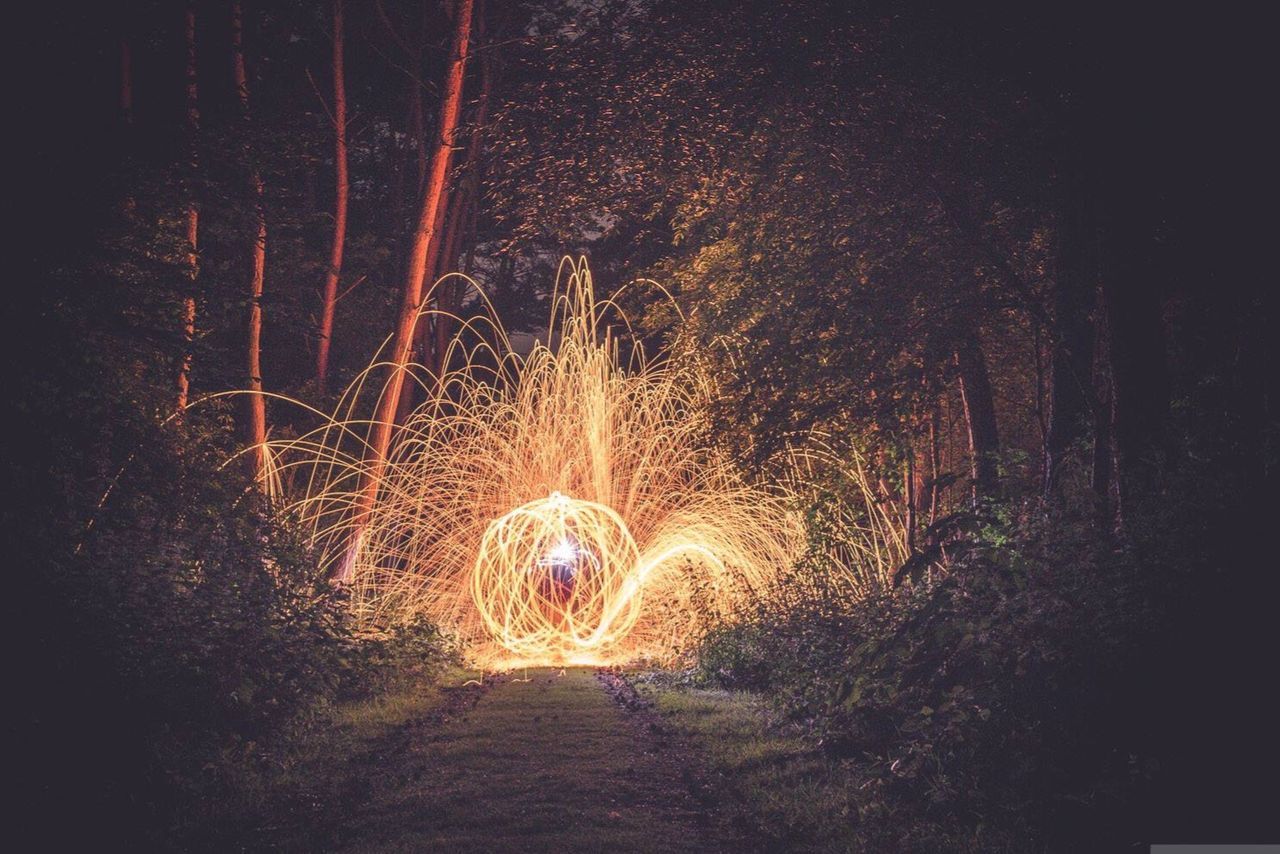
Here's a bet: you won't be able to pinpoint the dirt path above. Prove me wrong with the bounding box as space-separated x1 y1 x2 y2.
316 668 730 853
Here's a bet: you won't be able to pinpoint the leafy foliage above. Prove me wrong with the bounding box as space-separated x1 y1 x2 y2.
687 437 1277 851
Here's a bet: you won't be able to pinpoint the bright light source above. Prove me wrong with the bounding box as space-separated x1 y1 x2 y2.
263 259 805 666
545 538 577 564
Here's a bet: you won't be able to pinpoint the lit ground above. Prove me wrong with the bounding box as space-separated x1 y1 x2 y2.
236 668 732 852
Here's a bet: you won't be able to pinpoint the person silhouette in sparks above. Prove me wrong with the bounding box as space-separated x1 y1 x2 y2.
538 537 579 601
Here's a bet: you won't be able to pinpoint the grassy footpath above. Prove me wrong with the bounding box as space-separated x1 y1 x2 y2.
193 664 861 852
629 671 863 853
329 667 716 852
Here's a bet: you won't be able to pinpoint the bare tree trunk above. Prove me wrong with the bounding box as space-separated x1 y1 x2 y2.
432 190 470 377
1091 284 1115 510
1099 218 1169 523
315 0 348 394
434 20 491 378
390 137 406 228
334 0 475 584
398 185 457 424
462 194 481 274
1045 170 1098 495
409 7 428 196
904 445 917 553
955 332 1001 506
407 5 490 415
176 4 200 413
927 403 941 527
232 1 267 481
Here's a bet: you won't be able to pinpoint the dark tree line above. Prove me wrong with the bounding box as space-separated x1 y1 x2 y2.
484 0 1271 542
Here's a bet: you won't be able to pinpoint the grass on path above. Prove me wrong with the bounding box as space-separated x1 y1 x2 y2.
630 672 863 853
327 668 717 853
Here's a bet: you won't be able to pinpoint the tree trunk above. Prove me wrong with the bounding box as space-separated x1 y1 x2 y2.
431 189 470 377
955 332 1001 506
406 7 489 415
1045 170 1098 495
904 445 916 553
1099 217 1170 520
334 0 475 584
315 0 347 394
176 4 200 413
398 186 457 424
409 37 428 195
119 38 133 126
232 1 268 481
1091 283 1115 509
433 21 490 378
927 403 941 527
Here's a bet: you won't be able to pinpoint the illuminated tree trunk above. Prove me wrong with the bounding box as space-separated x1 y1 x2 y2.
232 1 267 480
176 3 200 413
955 333 1001 505
434 20 490 378
334 0 475 584
315 0 348 394
405 4 489 418
400 179 457 421
396 5 440 422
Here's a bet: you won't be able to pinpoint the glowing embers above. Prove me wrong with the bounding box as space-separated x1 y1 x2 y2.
270 258 804 666
472 492 643 658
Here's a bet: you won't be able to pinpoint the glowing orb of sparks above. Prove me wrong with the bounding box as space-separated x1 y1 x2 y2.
269 258 810 667
472 492 643 658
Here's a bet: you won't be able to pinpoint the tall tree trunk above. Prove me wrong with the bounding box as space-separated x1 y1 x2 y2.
904 445 917 553
433 18 490 378
1099 217 1170 520
334 0 475 584
1045 170 1098 495
176 4 200 413
315 0 348 394
408 5 428 197
232 1 267 480
955 332 1001 506
398 186 456 424
406 5 490 414
927 403 941 527
1091 283 1115 509
431 189 471 377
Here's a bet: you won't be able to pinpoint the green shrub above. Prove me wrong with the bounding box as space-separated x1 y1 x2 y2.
690 493 1169 850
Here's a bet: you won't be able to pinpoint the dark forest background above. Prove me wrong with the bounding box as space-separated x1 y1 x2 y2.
8 0 1275 849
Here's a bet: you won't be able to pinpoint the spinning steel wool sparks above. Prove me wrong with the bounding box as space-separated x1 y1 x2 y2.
265 259 802 666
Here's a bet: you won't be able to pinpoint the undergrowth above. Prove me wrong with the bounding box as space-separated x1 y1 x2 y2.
678 462 1247 850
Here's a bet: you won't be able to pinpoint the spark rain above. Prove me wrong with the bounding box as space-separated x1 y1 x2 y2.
266 259 801 666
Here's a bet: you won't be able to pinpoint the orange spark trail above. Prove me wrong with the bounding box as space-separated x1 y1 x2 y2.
266 259 802 666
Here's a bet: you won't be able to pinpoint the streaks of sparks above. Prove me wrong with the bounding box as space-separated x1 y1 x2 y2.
266 258 802 666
